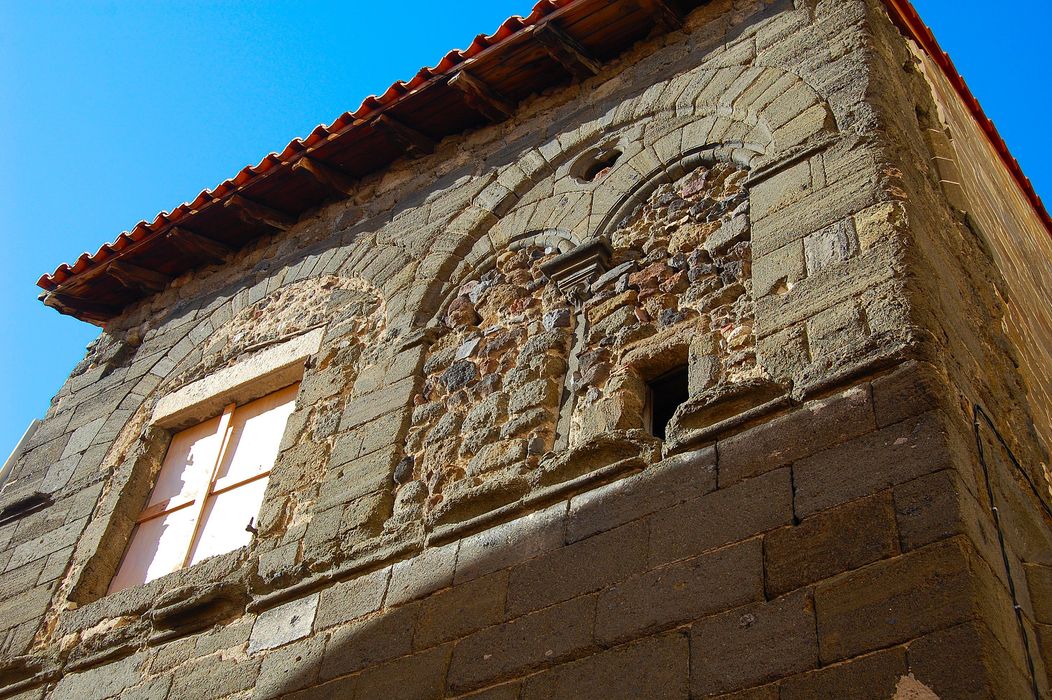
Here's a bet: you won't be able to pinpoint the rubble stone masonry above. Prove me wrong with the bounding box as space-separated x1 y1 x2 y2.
1 0 1051 697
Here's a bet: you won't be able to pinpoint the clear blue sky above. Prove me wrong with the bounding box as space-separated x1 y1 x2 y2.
1 1 1049 457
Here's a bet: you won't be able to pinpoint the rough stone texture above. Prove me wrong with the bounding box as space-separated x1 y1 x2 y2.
0 0 1050 697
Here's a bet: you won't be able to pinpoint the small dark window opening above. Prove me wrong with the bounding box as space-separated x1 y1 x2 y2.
646 367 690 441
583 151 621 182
569 149 622 184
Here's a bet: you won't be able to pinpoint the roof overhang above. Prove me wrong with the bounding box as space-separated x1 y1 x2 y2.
35 0 1051 325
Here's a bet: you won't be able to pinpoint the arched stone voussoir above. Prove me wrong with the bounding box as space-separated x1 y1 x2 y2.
685 64 835 153
412 227 583 329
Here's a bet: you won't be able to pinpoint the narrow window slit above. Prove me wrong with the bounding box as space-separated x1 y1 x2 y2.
646 367 690 441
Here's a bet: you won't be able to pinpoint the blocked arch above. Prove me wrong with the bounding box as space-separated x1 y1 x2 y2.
593 142 764 242
418 228 584 329
411 62 835 326
61 274 388 606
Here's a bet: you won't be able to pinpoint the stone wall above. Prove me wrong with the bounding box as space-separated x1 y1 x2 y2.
0 0 1050 697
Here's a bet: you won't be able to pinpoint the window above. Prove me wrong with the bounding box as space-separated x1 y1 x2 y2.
109 383 299 593
645 367 690 441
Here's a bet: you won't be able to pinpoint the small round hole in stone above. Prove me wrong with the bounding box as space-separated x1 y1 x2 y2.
572 147 623 183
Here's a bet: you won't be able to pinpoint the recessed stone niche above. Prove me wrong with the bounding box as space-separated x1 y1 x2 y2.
394 159 762 527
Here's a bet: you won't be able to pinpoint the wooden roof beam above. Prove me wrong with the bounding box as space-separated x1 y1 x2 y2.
292 156 357 197
640 0 684 31
448 70 516 122
42 292 119 323
107 260 172 294
224 194 297 231
165 226 234 264
371 114 436 157
531 22 602 81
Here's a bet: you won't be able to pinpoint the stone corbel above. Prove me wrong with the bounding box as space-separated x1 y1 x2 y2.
540 239 612 308
147 582 249 644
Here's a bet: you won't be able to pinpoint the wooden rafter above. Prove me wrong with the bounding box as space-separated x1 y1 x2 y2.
107 260 172 294
640 0 684 31
371 114 436 157
42 292 120 321
292 156 356 197
449 70 516 122
165 227 234 263
224 194 297 231
531 22 602 80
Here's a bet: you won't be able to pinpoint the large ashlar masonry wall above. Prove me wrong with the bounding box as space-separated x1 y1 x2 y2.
1 0 1051 698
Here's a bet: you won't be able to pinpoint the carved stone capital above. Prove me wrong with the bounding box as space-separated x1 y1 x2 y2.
540 239 612 308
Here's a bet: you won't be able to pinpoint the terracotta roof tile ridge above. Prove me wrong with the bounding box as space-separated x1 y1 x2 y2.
37 0 571 290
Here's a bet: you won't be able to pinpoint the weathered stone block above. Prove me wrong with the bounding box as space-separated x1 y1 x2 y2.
355 644 454 699
802 218 859 275
870 361 942 428
907 622 1035 700
523 631 689 700
596 538 763 645
779 647 908 700
248 592 319 654
814 539 973 663
566 448 717 543
415 570 508 649
805 301 867 361
314 566 389 630
892 469 975 553
648 469 792 568
794 411 951 518
507 520 647 617
387 541 458 607
49 652 147 700
765 492 899 597
448 595 597 693
717 384 874 487
454 503 567 584
319 603 419 681
121 674 173 700
254 633 327 699
1026 563 1052 626
169 654 262 700
690 590 818 695
753 240 805 298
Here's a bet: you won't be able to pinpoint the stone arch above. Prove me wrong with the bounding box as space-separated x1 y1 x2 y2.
62 274 389 604
592 143 765 243
561 150 763 451
393 232 584 527
410 65 833 316
424 228 584 331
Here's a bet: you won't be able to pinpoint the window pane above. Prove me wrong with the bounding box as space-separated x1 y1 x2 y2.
109 505 197 593
187 476 269 566
215 384 298 484
147 415 223 508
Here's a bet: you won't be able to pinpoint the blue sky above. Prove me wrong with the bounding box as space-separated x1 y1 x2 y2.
1 1 1049 457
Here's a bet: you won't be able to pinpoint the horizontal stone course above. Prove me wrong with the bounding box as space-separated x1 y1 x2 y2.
566 447 717 543
596 538 763 645
506 520 647 618
794 410 952 518
648 469 792 568
447 594 597 693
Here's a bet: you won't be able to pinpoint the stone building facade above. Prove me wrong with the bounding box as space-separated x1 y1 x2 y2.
3 0 1052 697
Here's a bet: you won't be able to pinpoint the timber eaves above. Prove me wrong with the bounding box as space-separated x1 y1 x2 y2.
35 0 1051 325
